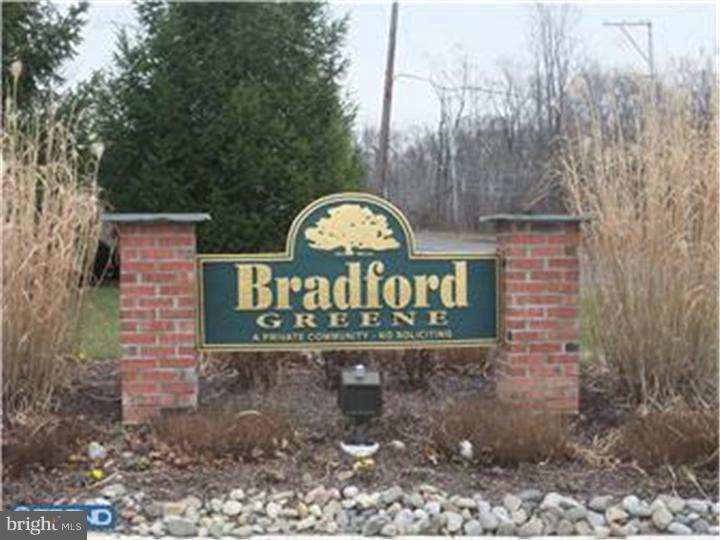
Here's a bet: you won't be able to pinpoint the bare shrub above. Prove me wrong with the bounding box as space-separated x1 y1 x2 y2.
2 68 102 415
151 408 293 460
3 414 96 477
432 399 570 465
559 82 718 406
617 408 718 471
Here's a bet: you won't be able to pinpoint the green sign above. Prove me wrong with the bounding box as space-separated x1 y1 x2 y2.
198 193 499 351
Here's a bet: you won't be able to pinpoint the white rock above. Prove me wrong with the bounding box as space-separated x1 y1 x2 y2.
588 495 614 512
605 505 629 524
458 440 474 460
444 511 463 533
394 508 414 533
265 501 281 519
652 504 674 531
389 440 407 452
222 500 243 517
667 521 693 535
478 507 499 530
622 495 651 517
518 517 544 537
686 499 708 514
88 441 107 461
229 489 245 501
165 516 197 537
342 485 359 499
464 519 483 535
101 483 126 499
503 494 523 512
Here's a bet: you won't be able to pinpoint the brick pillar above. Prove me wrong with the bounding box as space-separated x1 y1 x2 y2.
104 214 209 423
482 215 585 413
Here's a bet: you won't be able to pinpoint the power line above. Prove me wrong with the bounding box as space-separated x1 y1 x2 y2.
603 20 654 83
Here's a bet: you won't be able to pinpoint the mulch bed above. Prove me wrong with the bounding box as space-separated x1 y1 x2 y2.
3 353 717 507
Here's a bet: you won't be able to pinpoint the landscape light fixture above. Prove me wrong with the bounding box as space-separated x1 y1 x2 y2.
338 364 382 458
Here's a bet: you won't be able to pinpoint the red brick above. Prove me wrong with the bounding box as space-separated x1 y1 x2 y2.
548 258 580 269
506 234 547 244
139 298 173 308
159 309 195 319
509 258 544 270
530 245 565 257
528 342 564 353
139 320 175 332
122 285 156 297
122 333 157 345
548 307 579 318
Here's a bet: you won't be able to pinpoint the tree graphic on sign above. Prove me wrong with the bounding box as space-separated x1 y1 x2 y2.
304 204 400 255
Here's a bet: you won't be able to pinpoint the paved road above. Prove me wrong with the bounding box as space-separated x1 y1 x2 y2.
88 533 717 540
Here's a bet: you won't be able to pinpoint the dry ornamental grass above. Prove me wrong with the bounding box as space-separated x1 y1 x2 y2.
2 66 102 415
558 81 718 407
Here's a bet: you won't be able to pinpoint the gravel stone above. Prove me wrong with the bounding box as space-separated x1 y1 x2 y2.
101 483 127 499
265 502 281 519
229 525 253 538
165 516 197 537
518 489 543 502
222 500 242 517
444 511 463 533
588 495 614 512
692 518 711 534
382 486 404 505
229 488 245 501
342 485 359 499
518 517 544 537
594 525 611 538
296 516 316 531
666 496 685 513
478 506 499 530
424 501 442 515
393 508 414 533
362 515 387 536
464 519 483 535
456 496 476 509
380 523 399 537
652 504 674 530
667 521 693 535
497 520 517 536
503 494 523 512
605 505 629 524
565 505 587 522
686 499 708 514
511 508 528 525
557 518 575 535
575 520 592 535
622 495 651 517
586 510 606 528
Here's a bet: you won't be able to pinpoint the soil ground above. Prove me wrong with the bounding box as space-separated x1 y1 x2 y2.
3 353 718 507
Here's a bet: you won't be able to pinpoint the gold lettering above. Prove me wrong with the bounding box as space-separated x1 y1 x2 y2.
256 312 282 329
360 311 381 327
333 262 362 309
440 262 468 308
236 264 272 310
303 276 331 310
328 312 350 328
413 274 440 307
294 313 317 328
274 277 301 309
365 261 384 308
383 275 412 309
392 311 416 326
428 310 448 326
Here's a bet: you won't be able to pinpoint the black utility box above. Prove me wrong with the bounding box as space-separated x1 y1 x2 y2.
338 365 382 418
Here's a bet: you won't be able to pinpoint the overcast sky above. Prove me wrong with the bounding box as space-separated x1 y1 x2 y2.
59 1 717 130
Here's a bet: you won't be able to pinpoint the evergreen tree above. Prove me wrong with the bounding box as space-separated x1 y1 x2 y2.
96 1 363 252
2 1 88 106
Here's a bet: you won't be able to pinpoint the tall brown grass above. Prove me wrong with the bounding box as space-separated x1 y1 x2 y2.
2 67 102 415
558 83 718 407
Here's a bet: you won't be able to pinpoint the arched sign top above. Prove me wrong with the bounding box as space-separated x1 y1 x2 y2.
197 192 499 352
284 192 416 260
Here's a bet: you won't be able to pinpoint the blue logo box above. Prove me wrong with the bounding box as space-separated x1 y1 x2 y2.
10 504 116 531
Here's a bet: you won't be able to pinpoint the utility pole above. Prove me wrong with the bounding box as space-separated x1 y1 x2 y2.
603 20 654 83
376 1 399 199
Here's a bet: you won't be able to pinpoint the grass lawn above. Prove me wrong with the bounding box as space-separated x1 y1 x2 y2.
78 285 120 359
